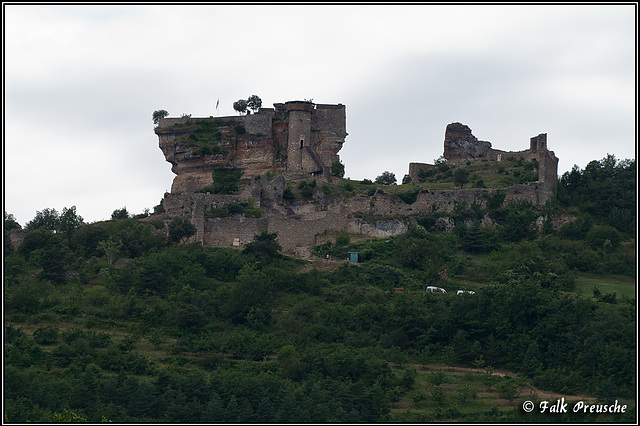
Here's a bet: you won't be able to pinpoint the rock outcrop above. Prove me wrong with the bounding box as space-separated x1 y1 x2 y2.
156 101 347 193
442 122 492 164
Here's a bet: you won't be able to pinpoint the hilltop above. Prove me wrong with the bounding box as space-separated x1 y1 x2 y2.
151 102 559 251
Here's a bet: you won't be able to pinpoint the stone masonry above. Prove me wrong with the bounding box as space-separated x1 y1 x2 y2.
156 101 346 193
409 122 558 185
154 108 558 252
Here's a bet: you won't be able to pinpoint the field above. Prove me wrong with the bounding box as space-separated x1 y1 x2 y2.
387 363 635 422
573 272 636 300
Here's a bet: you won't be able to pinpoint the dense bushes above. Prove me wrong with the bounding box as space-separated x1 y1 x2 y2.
3 154 635 422
557 155 635 235
4 224 635 421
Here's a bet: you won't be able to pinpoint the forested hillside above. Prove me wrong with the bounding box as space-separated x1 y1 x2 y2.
3 155 636 422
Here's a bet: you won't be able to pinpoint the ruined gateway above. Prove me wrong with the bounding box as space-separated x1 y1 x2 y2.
152 101 558 252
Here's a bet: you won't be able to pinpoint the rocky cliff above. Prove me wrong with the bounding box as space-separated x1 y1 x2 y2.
156 102 347 193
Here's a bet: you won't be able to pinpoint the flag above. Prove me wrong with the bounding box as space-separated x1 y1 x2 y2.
216 98 219 109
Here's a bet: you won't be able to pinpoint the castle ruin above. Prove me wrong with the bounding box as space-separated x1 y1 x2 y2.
153 104 558 251
408 122 558 185
155 101 347 193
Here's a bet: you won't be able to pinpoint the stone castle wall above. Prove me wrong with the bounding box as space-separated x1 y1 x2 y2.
157 173 554 251
155 114 557 252
409 123 558 186
156 101 346 193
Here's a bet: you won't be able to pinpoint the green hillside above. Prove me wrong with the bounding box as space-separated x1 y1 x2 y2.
3 154 636 423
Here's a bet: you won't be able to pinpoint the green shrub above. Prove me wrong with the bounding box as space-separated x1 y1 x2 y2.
86 331 112 348
283 188 295 201
397 189 419 204
206 207 230 218
228 202 244 215
300 185 314 199
210 169 244 194
244 209 262 218
33 326 59 345
331 161 345 178
586 225 622 251
321 183 334 196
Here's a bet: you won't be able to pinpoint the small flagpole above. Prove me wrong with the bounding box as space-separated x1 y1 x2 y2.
216 98 219 116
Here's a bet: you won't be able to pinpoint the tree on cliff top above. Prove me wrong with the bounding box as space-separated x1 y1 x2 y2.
233 100 247 115
153 110 169 125
375 171 397 185
246 95 262 114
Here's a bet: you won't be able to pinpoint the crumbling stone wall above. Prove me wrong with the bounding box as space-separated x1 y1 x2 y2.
408 162 437 183
155 115 558 251
203 216 269 248
311 104 347 167
412 122 558 185
155 177 555 251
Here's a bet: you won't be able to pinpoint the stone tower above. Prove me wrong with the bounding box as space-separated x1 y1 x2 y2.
285 101 314 174
530 133 558 184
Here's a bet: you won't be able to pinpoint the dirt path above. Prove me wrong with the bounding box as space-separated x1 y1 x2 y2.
397 363 599 404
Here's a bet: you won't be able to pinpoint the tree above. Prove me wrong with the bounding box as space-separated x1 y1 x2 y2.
243 230 282 263
331 160 345 178
233 99 248 115
5 212 21 231
111 207 129 220
39 240 69 284
153 109 169 125
98 236 122 265
585 225 622 252
497 377 520 401
277 345 307 381
375 171 396 185
501 200 537 242
521 341 542 377
52 409 88 423
453 168 470 188
33 326 59 345
57 206 83 243
246 95 262 114
26 208 59 231
461 219 485 254
168 216 196 244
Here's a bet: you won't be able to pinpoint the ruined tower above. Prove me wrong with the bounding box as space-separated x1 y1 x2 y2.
530 133 558 184
285 101 314 174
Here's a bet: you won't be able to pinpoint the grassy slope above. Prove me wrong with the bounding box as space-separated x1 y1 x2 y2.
387 363 636 422
573 273 636 299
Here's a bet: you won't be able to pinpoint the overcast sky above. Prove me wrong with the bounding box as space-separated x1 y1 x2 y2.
4 3 636 226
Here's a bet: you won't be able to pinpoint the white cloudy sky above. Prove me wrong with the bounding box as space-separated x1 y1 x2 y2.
4 3 636 226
